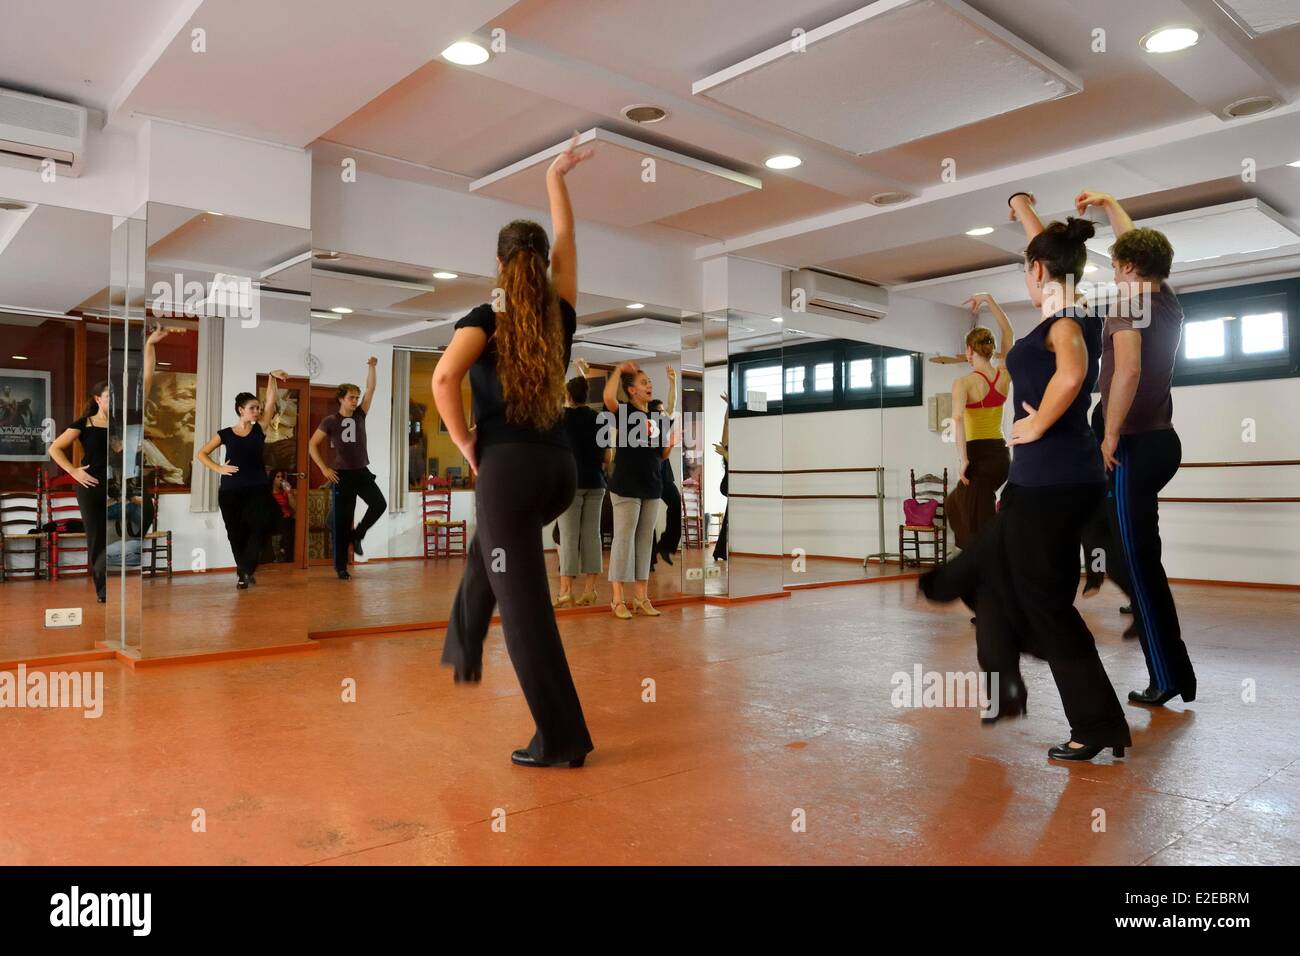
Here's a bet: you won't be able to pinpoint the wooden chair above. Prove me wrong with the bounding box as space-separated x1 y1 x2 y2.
141 477 172 577
899 468 949 569
0 469 45 581
423 475 466 557
45 471 90 580
681 478 705 549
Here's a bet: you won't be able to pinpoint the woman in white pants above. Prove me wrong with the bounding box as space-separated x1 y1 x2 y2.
555 374 606 607
603 361 676 619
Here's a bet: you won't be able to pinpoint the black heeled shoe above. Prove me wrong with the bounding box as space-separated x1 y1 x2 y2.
981 677 1028 724
246 572 257 587
337 570 351 581
237 572 249 590
511 749 585 769
1082 571 1104 596
96 590 107 604
1128 685 1195 706
452 663 481 684
1119 604 1133 615
351 531 365 557
1123 620 1142 640
1048 741 1127 761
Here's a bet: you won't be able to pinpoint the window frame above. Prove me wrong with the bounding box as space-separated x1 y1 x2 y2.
1171 278 1299 387
729 338 923 417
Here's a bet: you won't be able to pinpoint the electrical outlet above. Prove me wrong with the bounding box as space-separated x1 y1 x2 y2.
685 567 703 580
705 566 721 578
44 607 83 628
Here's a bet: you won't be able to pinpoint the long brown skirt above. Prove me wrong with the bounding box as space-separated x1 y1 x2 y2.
947 438 1009 550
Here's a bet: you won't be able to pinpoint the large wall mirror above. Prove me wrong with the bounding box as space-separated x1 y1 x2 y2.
138 203 313 659
0 198 112 661
304 253 689 636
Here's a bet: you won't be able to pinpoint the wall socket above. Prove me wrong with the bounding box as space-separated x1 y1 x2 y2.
685 567 703 580
44 607 83 628
705 566 722 578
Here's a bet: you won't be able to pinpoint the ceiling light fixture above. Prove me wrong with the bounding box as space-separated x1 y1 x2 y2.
627 303 645 309
442 40 489 66
870 190 913 207
204 210 224 217
623 104 668 124
432 271 458 279
1288 160 1300 168
314 251 342 261
1224 95 1277 118
11 355 28 360
965 226 995 236
1084 263 1099 273
765 154 802 170
329 306 353 314
1140 26 1199 53
771 316 784 323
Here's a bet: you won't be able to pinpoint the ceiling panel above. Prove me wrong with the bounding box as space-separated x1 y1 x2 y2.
469 128 761 227
693 0 1081 156
1214 0 1300 36
1086 199 1300 264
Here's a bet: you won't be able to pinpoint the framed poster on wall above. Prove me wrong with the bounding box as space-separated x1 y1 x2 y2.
0 368 51 462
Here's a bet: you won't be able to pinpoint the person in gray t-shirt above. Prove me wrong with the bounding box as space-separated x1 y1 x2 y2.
309 357 387 579
1077 190 1195 708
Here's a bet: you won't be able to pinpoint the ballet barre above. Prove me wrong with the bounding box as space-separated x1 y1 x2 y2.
1158 459 1299 504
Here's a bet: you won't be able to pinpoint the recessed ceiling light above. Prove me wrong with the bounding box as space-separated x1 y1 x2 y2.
205 210 224 217
442 40 489 65
771 316 784 323
1141 26 1199 53
311 311 340 320
432 271 458 280
1224 95 1277 118
627 303 645 309
765 154 802 170
330 306 353 314
1288 160 1300 168
870 190 913 206
11 355 28 360
965 226 995 236
1084 263 1099 273
623 104 668 124
314 251 342 261
156 361 172 367
0 200 29 212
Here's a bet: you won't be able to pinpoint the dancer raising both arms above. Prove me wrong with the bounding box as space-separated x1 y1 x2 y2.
434 134 595 769
196 370 287 588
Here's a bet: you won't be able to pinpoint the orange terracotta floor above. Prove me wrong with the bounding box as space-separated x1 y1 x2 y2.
4 579 1297 865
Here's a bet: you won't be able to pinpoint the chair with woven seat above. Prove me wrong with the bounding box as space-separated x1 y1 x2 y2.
0 469 45 582
423 475 466 558
45 471 90 580
899 468 949 569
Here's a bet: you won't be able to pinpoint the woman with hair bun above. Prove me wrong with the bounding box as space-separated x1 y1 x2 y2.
921 192 1130 765
948 295 1013 550
433 134 595 770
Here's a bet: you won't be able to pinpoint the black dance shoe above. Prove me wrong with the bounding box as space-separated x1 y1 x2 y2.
981 676 1028 725
1048 741 1126 761
511 749 586 769
1082 571 1105 597
1128 685 1195 706
659 547 674 566
237 573 249 590
337 570 351 581
452 663 481 684
351 531 365 557
96 590 106 604
246 572 257 587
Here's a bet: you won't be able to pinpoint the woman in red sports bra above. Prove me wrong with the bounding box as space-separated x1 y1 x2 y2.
948 294 1013 549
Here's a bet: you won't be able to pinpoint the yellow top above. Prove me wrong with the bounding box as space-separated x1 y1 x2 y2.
964 404 1004 442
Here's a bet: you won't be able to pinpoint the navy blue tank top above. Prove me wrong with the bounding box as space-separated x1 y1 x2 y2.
218 422 269 489
1006 307 1105 488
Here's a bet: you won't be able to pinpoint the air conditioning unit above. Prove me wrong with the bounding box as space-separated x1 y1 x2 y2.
0 88 88 178
784 269 889 321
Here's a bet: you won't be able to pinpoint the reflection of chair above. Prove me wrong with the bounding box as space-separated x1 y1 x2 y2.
423 476 466 558
0 470 44 581
45 472 89 580
682 478 705 549
899 469 948 569
307 488 331 560
142 482 172 577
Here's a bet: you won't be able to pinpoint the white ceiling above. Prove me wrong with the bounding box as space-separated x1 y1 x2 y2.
0 204 112 315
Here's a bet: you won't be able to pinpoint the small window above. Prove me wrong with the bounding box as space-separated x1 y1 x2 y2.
885 354 913 388
784 365 805 395
847 357 873 390
1184 318 1226 360
743 363 782 403
812 362 834 392
1241 311 1285 354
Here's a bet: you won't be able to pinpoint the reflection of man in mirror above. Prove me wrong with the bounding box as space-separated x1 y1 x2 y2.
309 357 387 580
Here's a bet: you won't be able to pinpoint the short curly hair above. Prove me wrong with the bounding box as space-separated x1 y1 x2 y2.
1111 227 1174 280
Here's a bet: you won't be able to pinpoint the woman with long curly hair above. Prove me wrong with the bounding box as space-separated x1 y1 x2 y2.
432 134 595 769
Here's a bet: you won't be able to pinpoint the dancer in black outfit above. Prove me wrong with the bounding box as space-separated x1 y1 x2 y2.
649 373 681 569
310 358 386 580
49 382 111 602
433 134 595 769
196 371 287 588
920 192 1130 763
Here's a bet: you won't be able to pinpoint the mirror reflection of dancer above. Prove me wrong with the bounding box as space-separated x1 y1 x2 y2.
49 382 111 603
947 295 1013 552
603 362 678 619
712 392 730 562
554 368 606 608
310 361 384 581
649 367 680 569
196 371 287 589
434 134 595 769
270 470 296 563
920 192 1130 764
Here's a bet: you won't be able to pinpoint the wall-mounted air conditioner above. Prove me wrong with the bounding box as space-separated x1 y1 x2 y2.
0 88 88 178
784 269 889 321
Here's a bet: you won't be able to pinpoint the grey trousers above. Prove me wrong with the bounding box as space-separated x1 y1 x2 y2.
609 493 661 583
558 487 606 576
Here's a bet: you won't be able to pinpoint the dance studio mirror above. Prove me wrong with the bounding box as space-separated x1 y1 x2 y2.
0 199 112 661
138 204 313 659
304 254 688 637
722 309 784 598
